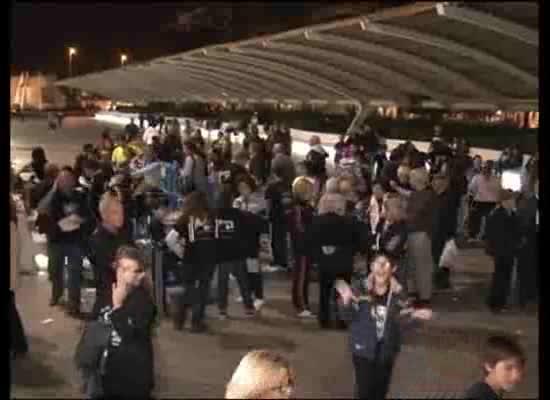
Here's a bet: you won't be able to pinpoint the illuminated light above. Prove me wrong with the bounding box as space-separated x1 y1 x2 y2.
69 47 77 56
121 54 128 65
34 253 49 270
496 110 503 116
304 31 310 40
202 49 208 55
360 20 367 31
501 170 522 192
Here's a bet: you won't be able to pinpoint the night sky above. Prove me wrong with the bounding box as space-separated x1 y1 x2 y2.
10 3 325 78
11 2 409 78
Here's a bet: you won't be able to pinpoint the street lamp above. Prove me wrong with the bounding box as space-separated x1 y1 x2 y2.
121 53 128 66
68 47 77 77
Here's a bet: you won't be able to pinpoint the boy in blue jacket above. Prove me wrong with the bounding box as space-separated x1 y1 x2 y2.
336 253 433 400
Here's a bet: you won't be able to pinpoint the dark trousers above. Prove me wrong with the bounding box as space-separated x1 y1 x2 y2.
292 255 311 312
48 242 83 311
469 201 496 239
91 277 113 319
175 263 215 326
217 260 254 312
353 353 395 400
271 223 288 268
318 267 352 327
10 290 28 355
518 242 538 306
488 255 515 310
247 258 264 300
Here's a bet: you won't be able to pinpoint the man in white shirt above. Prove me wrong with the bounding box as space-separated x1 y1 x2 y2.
143 123 159 145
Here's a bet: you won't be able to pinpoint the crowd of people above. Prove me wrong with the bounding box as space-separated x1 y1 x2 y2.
10 116 537 398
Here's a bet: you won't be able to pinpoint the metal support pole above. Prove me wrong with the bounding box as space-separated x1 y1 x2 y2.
153 245 166 316
346 102 368 135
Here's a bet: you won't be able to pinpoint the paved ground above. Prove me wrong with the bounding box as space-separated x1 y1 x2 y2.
10 117 539 398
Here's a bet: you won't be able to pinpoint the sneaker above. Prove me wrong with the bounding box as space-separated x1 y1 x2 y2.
297 310 315 318
254 299 265 311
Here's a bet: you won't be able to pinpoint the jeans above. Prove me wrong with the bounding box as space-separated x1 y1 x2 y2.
175 263 215 326
217 260 254 312
48 242 84 311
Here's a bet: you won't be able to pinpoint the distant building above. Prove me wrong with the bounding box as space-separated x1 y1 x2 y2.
10 72 67 110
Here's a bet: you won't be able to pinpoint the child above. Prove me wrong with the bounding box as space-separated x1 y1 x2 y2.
336 253 432 400
464 335 526 399
288 176 316 318
485 189 521 314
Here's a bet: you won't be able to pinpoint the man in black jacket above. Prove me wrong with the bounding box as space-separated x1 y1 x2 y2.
88 193 130 318
39 167 92 317
306 193 369 329
485 190 521 314
213 186 255 318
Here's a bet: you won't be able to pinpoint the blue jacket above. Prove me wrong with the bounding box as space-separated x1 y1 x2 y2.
339 274 417 362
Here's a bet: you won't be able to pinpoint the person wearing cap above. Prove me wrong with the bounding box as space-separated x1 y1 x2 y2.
485 189 521 314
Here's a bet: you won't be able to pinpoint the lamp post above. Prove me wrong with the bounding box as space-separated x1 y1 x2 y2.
121 53 128 66
68 47 77 77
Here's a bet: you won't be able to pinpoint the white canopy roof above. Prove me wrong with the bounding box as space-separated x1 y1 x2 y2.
57 2 539 111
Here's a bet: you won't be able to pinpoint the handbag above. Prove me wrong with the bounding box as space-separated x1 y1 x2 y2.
74 320 112 371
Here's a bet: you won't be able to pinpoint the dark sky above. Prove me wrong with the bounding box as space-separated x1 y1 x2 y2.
11 2 404 78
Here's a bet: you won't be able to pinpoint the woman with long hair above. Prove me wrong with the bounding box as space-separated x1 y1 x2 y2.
98 245 156 398
226 350 295 399
171 191 218 332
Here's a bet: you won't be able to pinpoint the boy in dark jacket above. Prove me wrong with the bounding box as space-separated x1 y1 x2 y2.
336 253 432 400
464 335 525 400
485 190 521 314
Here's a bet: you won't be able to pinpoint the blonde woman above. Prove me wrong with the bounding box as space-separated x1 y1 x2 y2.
226 350 295 399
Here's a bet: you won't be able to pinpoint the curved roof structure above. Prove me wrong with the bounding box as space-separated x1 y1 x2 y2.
57 2 539 111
